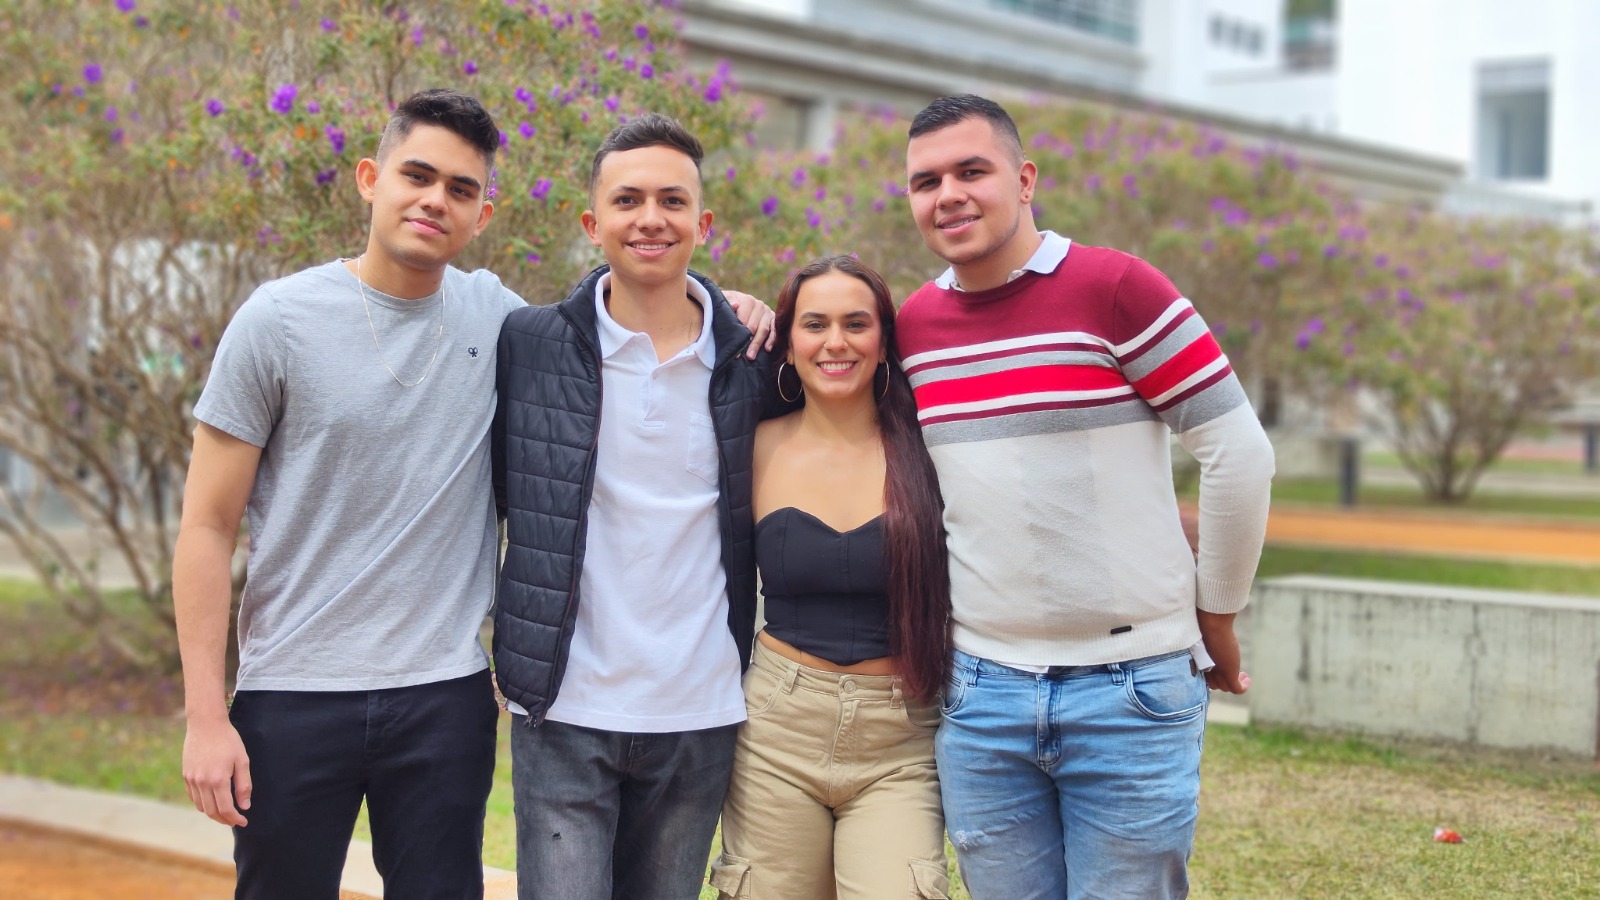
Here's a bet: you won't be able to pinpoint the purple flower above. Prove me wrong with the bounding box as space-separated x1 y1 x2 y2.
640 64 654 80
1258 253 1278 269
134 15 148 26
117 0 135 11
623 57 638 72
315 168 338 185
305 101 321 114
1322 244 1340 259
1122 173 1139 197
320 18 336 32
411 26 425 46
635 24 649 39
530 178 553 201
513 122 533 140
109 128 124 144
205 97 225 117
325 125 345 155
498 129 509 147
463 60 479 76
515 87 532 104
525 252 542 264
761 196 778 217
1084 174 1102 191
1373 254 1389 268
604 95 620 112
270 83 298 114
104 105 118 122
84 63 103 84
704 80 723 103
1295 332 1312 350
725 166 737 181
871 198 887 213
805 208 822 228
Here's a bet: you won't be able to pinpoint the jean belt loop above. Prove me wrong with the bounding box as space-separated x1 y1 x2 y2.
1109 661 1127 686
890 678 903 709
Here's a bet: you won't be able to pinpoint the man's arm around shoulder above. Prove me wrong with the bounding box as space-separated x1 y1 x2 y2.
173 423 261 827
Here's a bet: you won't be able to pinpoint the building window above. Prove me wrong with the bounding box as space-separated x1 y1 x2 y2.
987 0 1141 44
1476 59 1550 181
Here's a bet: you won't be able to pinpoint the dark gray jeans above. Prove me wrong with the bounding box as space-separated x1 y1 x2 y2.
510 716 738 900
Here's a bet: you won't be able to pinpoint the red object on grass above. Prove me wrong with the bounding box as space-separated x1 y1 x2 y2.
1433 827 1464 844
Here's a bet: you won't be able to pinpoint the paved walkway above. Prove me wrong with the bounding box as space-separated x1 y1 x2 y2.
0 776 517 899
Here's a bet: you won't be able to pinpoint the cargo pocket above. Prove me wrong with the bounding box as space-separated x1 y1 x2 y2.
909 857 950 898
709 853 751 899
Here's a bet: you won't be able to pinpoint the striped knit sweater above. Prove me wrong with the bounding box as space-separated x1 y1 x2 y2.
899 240 1274 665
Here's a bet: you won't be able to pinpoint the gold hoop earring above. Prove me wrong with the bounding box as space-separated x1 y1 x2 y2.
777 362 802 403
875 362 890 401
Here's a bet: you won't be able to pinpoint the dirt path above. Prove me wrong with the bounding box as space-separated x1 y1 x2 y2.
1264 505 1600 565
0 822 235 900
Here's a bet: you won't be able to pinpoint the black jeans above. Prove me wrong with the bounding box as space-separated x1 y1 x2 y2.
510 717 739 900
228 668 499 900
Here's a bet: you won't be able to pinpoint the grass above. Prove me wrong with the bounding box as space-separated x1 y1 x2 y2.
1257 546 1600 597
1363 449 1593 478
1264 477 1600 520
5 574 1600 897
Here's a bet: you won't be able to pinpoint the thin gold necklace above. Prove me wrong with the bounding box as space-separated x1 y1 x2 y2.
355 254 444 388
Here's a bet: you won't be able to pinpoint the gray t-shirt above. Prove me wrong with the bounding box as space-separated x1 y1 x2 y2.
194 260 525 691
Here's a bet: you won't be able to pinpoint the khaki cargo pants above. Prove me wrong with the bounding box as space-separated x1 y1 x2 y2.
711 640 949 899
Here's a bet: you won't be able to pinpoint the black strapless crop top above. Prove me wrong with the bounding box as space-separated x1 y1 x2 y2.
756 507 891 666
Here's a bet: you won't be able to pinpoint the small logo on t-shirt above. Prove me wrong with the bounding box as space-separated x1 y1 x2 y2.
468 347 479 358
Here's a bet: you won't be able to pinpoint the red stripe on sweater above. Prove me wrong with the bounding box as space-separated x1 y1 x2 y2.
1130 333 1224 400
914 364 1128 410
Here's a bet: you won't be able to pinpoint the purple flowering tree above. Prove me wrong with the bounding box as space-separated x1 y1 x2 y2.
0 0 809 668
1306 213 1600 501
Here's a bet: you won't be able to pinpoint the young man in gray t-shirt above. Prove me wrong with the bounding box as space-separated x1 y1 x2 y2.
174 89 517 898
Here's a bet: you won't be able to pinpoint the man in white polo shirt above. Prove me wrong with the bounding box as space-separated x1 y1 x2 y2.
491 113 772 899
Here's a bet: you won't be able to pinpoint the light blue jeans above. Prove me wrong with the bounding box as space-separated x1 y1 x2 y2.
935 649 1208 900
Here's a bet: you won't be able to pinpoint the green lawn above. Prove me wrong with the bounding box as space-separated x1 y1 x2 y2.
1264 476 1600 520
1363 449 1594 478
1257 546 1600 597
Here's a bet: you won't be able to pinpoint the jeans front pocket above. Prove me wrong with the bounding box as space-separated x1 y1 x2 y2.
1125 654 1208 721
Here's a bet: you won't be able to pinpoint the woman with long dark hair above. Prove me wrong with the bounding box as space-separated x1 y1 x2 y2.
710 256 952 899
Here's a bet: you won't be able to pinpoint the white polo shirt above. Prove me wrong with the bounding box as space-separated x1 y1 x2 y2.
537 273 745 732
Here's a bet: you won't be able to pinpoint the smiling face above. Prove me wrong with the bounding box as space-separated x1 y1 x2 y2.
787 270 886 404
357 123 494 277
905 116 1039 290
582 144 712 292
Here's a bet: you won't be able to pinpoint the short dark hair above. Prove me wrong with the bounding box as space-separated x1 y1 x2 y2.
588 113 704 198
908 94 1024 165
376 88 499 174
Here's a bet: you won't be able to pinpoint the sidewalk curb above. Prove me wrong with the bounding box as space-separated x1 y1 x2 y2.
0 775 517 898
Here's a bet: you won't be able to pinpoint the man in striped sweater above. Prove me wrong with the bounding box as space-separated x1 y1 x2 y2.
900 95 1274 898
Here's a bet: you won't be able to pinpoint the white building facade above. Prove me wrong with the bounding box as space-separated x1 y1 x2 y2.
1176 0 1597 221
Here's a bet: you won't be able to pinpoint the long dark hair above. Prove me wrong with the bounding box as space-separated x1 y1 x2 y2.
771 256 951 700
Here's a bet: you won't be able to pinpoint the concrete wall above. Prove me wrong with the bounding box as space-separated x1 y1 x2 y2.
1249 575 1600 758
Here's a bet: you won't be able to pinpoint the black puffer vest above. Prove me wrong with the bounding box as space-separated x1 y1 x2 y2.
491 266 769 724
